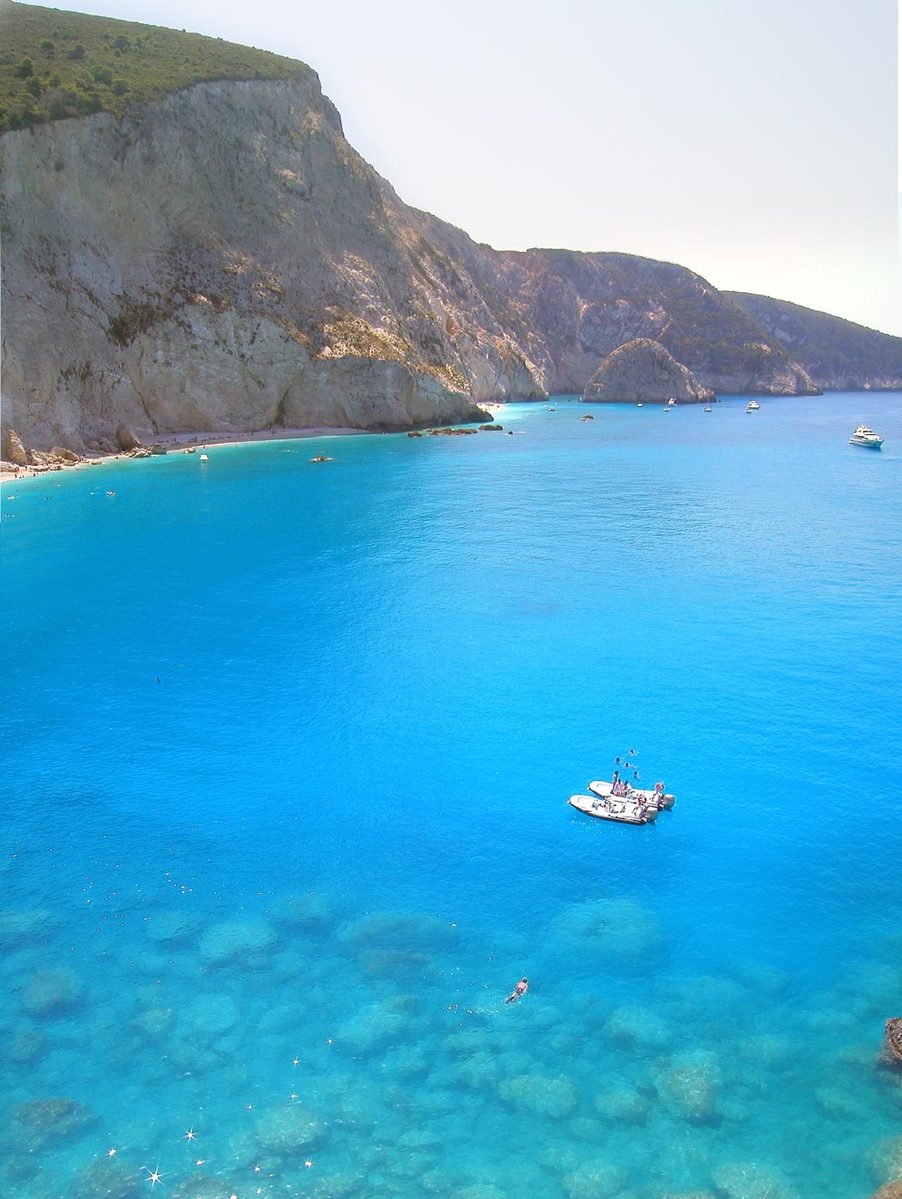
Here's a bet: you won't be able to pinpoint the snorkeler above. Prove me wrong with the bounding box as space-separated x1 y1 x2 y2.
505 977 529 1004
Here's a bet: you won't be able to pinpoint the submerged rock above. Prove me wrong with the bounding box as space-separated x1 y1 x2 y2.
268 891 338 932
181 992 240 1037
199 916 278 966
551 897 664 969
144 909 201 944
0 907 57 947
73 1158 144 1199
253 1103 327 1155
562 1158 629 1199
338 910 458 955
593 1085 649 1124
9 1096 99 1151
652 1050 722 1124
335 994 416 1055
711 1161 797 1199
497 1072 577 1118
21 967 83 1015
605 1005 671 1049
583 338 715 404
9 1028 48 1064
131 1006 175 1040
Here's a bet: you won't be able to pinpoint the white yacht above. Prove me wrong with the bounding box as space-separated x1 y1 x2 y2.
746 400 760 412
849 425 883 449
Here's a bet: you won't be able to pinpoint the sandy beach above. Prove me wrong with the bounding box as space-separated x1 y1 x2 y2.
0 425 370 484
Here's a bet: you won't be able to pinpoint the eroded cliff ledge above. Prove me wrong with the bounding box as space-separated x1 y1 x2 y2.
2 68 892 452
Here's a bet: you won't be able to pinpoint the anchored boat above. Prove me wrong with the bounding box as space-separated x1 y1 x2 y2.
588 779 674 811
569 749 675 825
569 793 650 824
849 425 883 449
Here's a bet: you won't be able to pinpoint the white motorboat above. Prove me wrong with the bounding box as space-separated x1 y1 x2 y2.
568 794 650 825
704 406 712 412
588 779 675 812
849 425 883 449
666 398 677 407
746 401 760 412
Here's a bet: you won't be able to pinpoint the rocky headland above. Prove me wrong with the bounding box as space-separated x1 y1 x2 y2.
2 4 901 457
583 338 715 404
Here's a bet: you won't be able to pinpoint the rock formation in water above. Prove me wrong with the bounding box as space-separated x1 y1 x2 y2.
583 338 715 404
1 6 899 452
882 1018 902 1069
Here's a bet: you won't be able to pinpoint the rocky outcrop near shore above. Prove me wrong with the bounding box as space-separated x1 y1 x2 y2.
1 26 897 451
583 338 715 404
882 1018 902 1069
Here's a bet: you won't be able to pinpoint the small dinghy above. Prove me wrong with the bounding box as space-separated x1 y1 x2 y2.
568 793 650 825
588 779 675 811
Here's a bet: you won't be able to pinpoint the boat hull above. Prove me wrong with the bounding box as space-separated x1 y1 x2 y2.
850 437 883 449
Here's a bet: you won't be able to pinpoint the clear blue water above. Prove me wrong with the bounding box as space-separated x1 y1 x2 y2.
1 393 901 1199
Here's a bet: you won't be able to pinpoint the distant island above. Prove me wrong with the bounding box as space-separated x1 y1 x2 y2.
2 0 901 458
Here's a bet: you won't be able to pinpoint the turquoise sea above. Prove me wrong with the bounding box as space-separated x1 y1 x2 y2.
1 393 901 1199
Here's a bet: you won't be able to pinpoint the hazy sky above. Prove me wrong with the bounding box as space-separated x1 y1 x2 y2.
32 0 902 335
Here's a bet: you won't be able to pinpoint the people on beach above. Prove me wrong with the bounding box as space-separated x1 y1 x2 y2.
505 977 529 1004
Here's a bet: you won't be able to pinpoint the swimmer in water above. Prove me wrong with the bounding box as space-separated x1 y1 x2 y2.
505 977 528 1004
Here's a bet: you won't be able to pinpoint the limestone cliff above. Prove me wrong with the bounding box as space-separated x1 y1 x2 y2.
583 339 715 404
0 77 512 450
726 292 902 392
0 59 894 453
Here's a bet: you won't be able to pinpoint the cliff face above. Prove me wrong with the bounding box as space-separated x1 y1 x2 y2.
726 293 902 392
0 77 519 450
482 249 816 398
0 73 891 452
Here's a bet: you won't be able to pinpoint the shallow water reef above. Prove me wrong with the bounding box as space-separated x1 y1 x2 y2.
7 1096 99 1153
497 1071 578 1118
338 910 460 956
0 906 58 948
651 1050 723 1124
711 1161 798 1199
198 915 279 966
548 897 665 973
21 966 84 1016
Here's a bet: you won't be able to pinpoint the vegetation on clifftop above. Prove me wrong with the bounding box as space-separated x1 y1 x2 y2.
0 1 309 132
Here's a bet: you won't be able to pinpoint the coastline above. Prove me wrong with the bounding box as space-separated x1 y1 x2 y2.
0 425 371 485
0 405 511 485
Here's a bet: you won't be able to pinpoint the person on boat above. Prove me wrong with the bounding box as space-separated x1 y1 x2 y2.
611 770 622 795
505 978 529 1004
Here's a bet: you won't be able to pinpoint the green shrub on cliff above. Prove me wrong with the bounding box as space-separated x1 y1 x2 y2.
0 0 310 132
